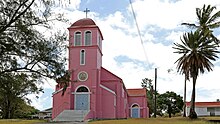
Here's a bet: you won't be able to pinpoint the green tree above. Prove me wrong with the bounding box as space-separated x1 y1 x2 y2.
141 78 159 117
13 100 39 119
0 73 42 119
182 4 220 44
157 91 183 118
0 0 67 79
173 30 219 119
0 0 69 118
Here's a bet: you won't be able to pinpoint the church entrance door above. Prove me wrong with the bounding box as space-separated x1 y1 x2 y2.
75 86 90 110
131 104 140 118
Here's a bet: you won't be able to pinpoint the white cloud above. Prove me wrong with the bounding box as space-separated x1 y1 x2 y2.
28 93 47 110
129 0 220 29
99 0 220 102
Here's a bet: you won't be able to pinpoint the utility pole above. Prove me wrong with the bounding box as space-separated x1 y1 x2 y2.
183 74 187 117
154 68 157 118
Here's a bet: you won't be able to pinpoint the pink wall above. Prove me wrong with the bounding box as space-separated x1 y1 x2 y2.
100 68 128 119
100 87 116 119
115 83 127 118
69 46 101 71
52 87 71 119
128 96 148 118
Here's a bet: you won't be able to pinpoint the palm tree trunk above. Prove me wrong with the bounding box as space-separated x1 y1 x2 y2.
183 75 187 117
189 76 197 119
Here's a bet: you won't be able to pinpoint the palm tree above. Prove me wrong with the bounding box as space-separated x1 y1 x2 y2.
182 73 188 117
173 30 219 119
182 4 220 44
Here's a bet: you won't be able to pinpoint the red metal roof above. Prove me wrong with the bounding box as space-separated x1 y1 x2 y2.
71 18 96 27
127 88 146 96
186 102 220 107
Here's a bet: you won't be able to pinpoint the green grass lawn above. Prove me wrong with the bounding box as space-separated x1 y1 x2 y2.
89 117 220 124
0 117 219 124
0 119 45 124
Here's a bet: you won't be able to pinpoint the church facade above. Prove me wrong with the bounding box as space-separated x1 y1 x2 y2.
52 18 149 121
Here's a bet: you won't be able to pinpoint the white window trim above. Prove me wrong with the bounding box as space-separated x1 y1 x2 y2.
73 85 90 110
114 96 116 106
74 85 90 92
84 30 92 46
74 31 82 46
80 49 85 65
97 31 99 46
122 87 124 98
52 88 63 95
100 84 116 95
130 103 140 118
77 71 88 82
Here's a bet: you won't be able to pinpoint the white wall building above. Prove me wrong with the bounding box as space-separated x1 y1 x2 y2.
186 102 220 116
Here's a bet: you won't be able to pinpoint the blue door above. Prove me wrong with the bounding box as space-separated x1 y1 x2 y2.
131 108 140 118
75 94 89 110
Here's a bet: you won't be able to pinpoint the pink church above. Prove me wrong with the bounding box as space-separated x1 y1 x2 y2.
52 18 149 121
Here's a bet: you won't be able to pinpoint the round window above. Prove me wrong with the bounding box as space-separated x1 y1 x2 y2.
78 71 88 81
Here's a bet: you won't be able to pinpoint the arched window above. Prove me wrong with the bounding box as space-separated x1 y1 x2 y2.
80 49 85 65
131 103 140 118
85 31 92 46
132 104 139 108
74 31 81 46
76 86 89 92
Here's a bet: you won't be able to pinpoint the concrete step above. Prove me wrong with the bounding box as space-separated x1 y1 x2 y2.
53 110 89 122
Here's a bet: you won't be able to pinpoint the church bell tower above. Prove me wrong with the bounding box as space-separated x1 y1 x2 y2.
68 18 104 113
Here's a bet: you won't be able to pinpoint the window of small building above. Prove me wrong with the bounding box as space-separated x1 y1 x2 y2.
216 107 220 112
85 31 92 46
80 49 85 65
74 31 81 46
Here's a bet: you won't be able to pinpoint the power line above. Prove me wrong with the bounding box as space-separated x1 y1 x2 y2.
128 0 150 69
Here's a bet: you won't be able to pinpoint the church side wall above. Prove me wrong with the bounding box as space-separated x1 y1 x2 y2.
101 82 127 118
101 88 116 119
52 87 71 119
115 82 127 119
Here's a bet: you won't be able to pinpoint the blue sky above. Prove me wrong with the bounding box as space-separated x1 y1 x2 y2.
30 0 220 111
79 0 128 17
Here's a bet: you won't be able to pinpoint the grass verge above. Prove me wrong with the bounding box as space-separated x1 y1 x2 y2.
0 119 46 124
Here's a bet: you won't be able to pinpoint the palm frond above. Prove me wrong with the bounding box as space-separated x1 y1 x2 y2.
207 11 220 25
181 23 198 29
209 21 220 29
173 30 219 77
